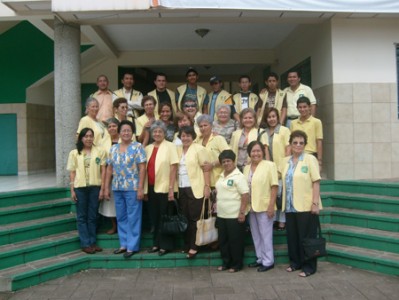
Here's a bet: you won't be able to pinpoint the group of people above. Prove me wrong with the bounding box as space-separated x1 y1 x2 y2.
66 67 323 278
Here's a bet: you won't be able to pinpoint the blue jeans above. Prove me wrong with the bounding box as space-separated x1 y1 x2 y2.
74 186 100 247
114 190 142 252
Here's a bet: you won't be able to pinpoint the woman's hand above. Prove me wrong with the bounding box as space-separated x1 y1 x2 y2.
311 203 320 215
201 161 213 172
137 187 144 201
204 186 211 199
237 213 245 223
168 189 175 201
103 188 110 201
266 207 275 219
71 190 77 202
98 188 105 201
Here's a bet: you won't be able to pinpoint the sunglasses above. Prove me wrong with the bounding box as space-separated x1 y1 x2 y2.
292 141 305 145
184 104 197 108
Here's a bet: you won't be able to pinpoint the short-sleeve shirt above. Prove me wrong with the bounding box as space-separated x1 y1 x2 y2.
107 142 147 191
216 168 249 218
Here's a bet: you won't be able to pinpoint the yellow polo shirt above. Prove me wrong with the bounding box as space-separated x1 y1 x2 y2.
290 116 323 154
144 140 179 193
77 116 110 150
280 154 322 212
230 128 269 164
196 134 230 187
215 168 249 218
284 83 317 118
177 143 211 199
67 146 107 188
243 160 278 212
233 92 259 114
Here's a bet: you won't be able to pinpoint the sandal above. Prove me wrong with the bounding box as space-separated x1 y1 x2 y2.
286 266 298 272
228 268 240 273
217 266 228 271
186 251 198 259
299 271 312 278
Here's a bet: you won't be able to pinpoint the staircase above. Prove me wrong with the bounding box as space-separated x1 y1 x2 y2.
0 180 398 291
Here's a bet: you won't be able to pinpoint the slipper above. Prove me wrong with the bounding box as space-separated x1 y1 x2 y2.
217 266 228 271
286 266 298 272
299 271 312 277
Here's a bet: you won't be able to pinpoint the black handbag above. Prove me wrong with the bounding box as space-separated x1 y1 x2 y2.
302 216 327 260
160 200 188 234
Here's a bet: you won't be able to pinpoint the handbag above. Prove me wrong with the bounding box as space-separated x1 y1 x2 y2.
160 200 188 235
302 216 327 260
195 197 218 246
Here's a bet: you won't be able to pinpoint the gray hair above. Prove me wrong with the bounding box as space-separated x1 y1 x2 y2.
106 118 120 127
196 114 213 127
85 97 99 115
150 120 167 137
216 104 231 115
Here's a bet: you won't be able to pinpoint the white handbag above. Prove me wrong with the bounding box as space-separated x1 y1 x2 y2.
195 197 218 246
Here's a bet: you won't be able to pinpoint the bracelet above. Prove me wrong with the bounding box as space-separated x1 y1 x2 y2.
312 202 319 206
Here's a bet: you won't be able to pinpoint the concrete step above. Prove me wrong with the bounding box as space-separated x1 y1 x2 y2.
0 231 79 270
0 198 72 226
0 213 76 246
327 242 399 276
0 188 69 209
321 180 399 197
325 224 399 254
321 192 399 213
321 207 399 232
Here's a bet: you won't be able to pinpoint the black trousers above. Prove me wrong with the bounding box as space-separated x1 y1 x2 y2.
148 185 174 251
178 187 203 251
217 217 246 270
285 212 318 274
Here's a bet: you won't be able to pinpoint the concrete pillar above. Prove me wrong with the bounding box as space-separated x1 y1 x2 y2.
54 18 81 186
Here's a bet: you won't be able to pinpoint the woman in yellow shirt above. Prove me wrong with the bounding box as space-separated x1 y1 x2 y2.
177 126 211 258
67 127 107 254
280 130 322 277
244 141 278 272
145 120 179 256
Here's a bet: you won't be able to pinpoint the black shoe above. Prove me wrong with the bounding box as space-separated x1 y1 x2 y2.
123 251 137 258
147 247 159 253
113 248 127 254
158 249 169 256
257 264 274 272
248 261 262 268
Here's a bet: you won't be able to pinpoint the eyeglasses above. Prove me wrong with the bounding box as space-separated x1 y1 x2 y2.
184 104 196 108
292 141 305 145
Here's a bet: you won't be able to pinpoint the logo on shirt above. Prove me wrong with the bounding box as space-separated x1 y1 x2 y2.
227 179 234 186
95 157 101 165
301 166 308 173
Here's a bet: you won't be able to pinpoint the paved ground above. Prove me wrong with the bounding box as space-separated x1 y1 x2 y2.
1 262 398 300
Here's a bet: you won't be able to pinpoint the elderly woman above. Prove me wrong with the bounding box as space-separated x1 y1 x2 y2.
212 104 238 144
230 108 270 172
259 107 291 231
177 126 211 258
158 102 176 142
77 97 110 149
99 118 120 234
215 150 249 273
67 128 107 254
196 114 230 188
104 120 147 258
135 95 157 146
281 130 322 277
244 141 278 272
173 111 195 146
113 97 134 122
145 121 179 256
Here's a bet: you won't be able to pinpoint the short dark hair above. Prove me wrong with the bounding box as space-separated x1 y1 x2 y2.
218 149 236 164
296 96 311 107
247 140 266 159
239 75 251 82
288 69 301 78
113 97 128 109
155 72 167 80
185 68 198 77
141 95 157 107
178 126 197 140
96 74 108 82
174 111 194 128
76 128 94 154
118 120 136 135
289 130 308 145
266 72 279 81
122 72 134 79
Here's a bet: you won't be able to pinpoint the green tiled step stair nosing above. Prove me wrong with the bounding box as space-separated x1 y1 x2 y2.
327 243 399 276
0 214 76 246
0 232 80 270
0 187 70 208
324 180 399 197
0 199 72 225
320 207 399 232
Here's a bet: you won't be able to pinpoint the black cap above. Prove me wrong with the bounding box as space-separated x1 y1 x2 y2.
210 76 221 83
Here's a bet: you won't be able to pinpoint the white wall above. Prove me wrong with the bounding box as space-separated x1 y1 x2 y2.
331 18 399 83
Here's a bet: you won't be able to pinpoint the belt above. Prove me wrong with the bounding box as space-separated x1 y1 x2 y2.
287 116 299 120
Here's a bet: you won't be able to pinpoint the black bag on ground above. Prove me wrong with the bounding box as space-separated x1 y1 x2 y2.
302 216 327 260
160 200 188 234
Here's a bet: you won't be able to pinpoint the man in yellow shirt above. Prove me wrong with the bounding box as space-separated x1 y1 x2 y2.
92 75 113 122
290 97 323 170
113 72 143 118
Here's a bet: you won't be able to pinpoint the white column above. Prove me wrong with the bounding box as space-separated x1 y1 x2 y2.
54 18 81 186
